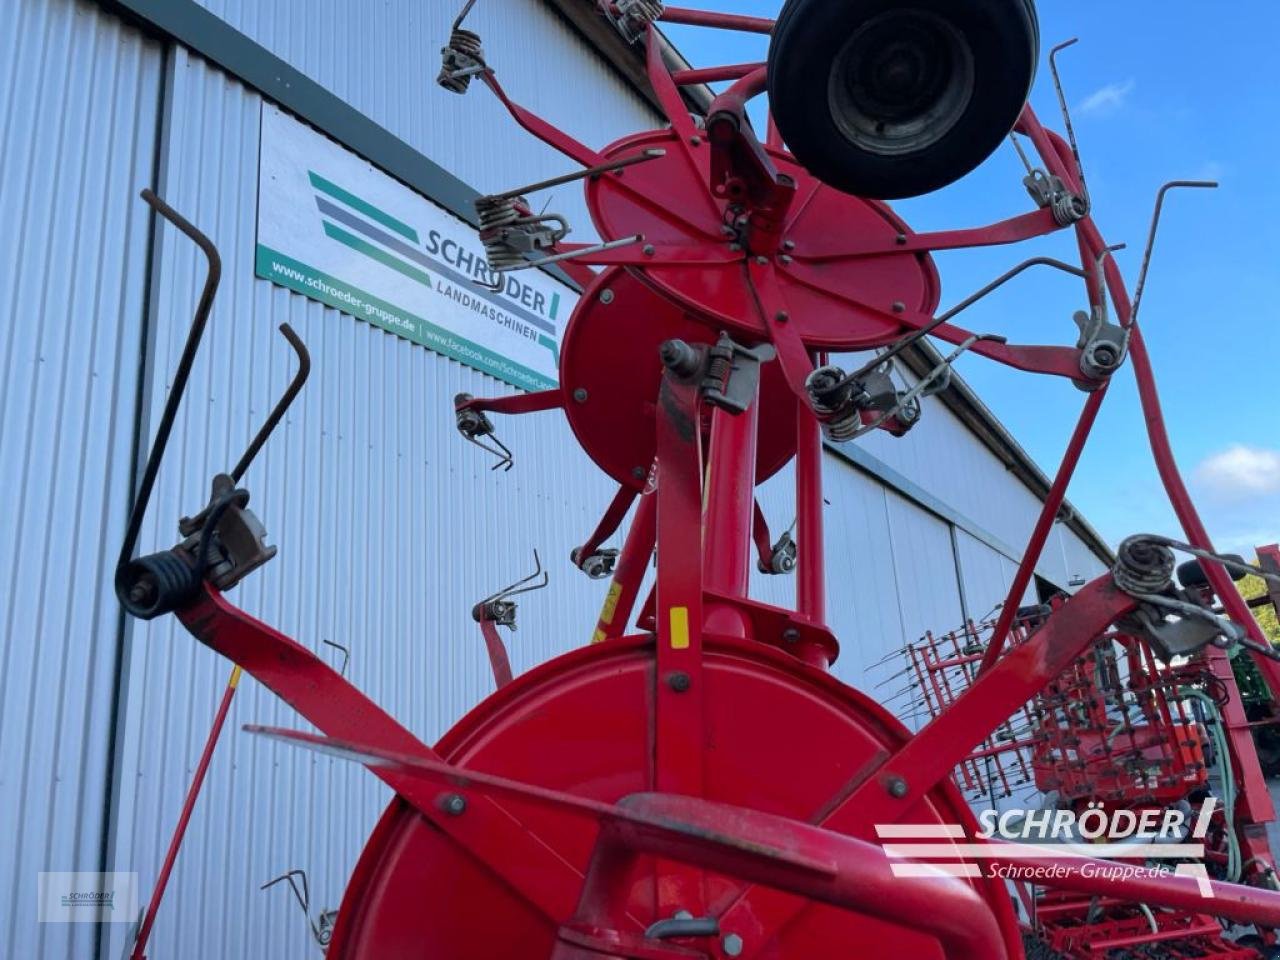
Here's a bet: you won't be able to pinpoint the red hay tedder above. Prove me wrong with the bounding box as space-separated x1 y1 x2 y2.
113 1 1280 957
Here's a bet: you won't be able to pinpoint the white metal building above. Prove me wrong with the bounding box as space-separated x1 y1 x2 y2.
0 0 1112 956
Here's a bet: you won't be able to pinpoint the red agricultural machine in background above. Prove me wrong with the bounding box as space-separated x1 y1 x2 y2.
113 0 1280 957
897 557 1280 958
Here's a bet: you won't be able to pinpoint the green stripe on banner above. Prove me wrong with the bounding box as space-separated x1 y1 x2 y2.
321 220 433 289
254 244 556 392
309 170 420 243
538 334 560 368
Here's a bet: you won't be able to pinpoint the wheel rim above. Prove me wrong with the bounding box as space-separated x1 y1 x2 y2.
826 10 975 157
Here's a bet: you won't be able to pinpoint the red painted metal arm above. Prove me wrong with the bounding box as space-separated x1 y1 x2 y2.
174 586 588 925
478 619 514 689
248 726 1006 960
458 388 563 415
130 666 242 960
796 207 1064 261
656 5 773 34
719 576 1140 955
750 499 773 572
795 405 825 624
480 73 604 169
596 794 1006 960
591 491 655 642
988 840 1280 928
546 242 742 267
977 388 1107 673
652 371 709 913
573 483 638 566
672 62 763 86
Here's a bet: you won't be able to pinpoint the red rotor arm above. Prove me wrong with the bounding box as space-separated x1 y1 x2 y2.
248 725 1008 960
174 585 597 928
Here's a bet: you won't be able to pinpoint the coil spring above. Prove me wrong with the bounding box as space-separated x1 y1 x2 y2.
438 27 484 94
805 365 860 442
612 0 664 44
706 351 732 388
1112 535 1175 596
1050 189 1089 227
475 195 526 270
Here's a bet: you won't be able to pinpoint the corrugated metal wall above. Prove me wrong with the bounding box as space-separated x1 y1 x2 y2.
0 0 162 954
187 0 660 241
0 3 1114 957
102 47 624 959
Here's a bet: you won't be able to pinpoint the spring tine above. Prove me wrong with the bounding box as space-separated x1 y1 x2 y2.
452 0 478 31
115 190 221 579
503 549 548 599
1047 39 1089 203
1130 181 1218 327
459 424 514 471
483 550 549 607
261 869 309 912
841 255 1090 385
490 149 665 201
493 233 644 274
230 324 311 483
1008 132 1035 177
321 639 350 678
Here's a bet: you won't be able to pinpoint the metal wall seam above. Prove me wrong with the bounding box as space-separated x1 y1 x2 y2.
102 45 623 960
0 0 163 955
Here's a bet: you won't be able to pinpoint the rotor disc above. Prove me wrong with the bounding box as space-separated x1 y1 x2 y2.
583 128 942 350
326 636 1019 957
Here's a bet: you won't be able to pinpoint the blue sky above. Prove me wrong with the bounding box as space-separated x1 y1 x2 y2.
665 2 1280 553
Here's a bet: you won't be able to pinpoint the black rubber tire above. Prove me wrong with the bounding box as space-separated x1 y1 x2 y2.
768 0 1040 199
1177 553 1247 589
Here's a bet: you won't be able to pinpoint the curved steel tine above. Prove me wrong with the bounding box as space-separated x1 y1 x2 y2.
1130 180 1218 328
843 256 1091 385
452 0 478 31
1048 39 1088 202
1008 132 1035 177
479 550 549 607
321 639 350 678
230 323 312 483
261 869 309 912
490 149 665 202
501 549 549 600
462 430 513 470
116 190 222 578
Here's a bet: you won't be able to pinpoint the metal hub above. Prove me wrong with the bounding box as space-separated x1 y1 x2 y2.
827 10 975 156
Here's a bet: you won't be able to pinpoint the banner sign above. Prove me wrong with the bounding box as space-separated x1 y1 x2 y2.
256 104 568 391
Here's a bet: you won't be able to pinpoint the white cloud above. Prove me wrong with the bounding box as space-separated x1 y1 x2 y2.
1194 445 1280 499
1195 160 1227 182
1212 528 1280 555
1078 79 1135 116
